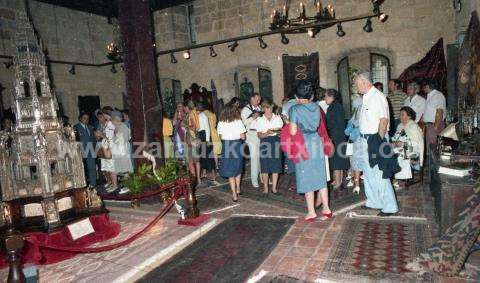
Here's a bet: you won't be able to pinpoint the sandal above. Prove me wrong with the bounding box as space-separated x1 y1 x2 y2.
305 215 317 222
320 211 333 220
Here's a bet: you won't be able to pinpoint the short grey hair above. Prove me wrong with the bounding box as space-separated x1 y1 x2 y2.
354 72 371 83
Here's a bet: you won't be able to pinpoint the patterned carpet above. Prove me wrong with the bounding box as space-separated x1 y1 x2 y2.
321 217 433 282
138 216 294 283
238 173 365 213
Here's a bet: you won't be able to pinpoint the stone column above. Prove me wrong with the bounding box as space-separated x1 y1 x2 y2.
117 0 164 164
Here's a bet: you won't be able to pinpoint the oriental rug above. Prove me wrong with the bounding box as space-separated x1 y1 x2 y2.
138 216 294 283
237 174 366 213
408 187 480 277
321 217 433 282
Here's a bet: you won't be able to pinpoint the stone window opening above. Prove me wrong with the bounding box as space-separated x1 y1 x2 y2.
337 52 391 117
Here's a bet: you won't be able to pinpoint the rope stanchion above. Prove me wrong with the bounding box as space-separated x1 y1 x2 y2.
99 177 192 201
25 200 175 253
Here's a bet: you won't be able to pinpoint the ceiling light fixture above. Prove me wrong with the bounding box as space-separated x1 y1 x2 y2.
378 13 388 22
336 23 345 37
228 41 239 52
363 18 373 33
170 53 178 63
307 28 320 38
209 46 217 57
3 60 13 69
258 37 268 49
281 33 289 44
69 64 76 75
183 50 191 59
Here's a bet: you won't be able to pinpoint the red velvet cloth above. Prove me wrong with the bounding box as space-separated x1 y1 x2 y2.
280 124 309 164
318 108 334 157
0 214 121 268
280 107 334 163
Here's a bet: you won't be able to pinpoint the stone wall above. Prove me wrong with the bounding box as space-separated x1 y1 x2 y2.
0 0 125 122
155 0 459 104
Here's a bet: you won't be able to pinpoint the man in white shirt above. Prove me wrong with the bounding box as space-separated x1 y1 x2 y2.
241 93 262 187
403 82 426 123
355 72 398 216
422 80 446 146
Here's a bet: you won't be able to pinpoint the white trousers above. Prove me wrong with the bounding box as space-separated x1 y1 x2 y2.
246 132 260 186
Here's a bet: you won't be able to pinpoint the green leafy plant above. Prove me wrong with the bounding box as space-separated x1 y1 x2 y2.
120 159 184 195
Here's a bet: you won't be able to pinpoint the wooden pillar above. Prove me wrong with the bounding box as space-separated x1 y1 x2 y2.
117 0 164 164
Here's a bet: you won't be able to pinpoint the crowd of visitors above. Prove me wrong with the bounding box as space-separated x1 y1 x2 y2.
0 73 447 220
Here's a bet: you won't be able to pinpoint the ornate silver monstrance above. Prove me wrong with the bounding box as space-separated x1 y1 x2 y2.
0 6 103 231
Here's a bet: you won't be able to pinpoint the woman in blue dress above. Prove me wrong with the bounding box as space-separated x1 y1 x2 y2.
289 81 332 221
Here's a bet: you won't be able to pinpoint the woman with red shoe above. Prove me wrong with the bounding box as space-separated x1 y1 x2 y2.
288 81 333 221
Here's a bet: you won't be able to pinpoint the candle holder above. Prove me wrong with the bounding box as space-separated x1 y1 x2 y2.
270 1 336 33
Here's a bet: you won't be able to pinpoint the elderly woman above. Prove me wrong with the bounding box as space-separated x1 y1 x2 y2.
255 100 284 194
289 81 332 221
111 111 133 175
344 94 365 193
404 82 426 123
325 89 350 190
97 109 117 192
391 107 424 183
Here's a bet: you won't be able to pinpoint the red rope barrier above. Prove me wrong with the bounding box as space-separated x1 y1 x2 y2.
25 200 175 253
99 177 192 201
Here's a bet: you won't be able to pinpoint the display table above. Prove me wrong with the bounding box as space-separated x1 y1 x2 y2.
429 149 477 234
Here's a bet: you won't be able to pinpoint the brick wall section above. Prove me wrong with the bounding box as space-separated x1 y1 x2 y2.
0 0 125 121
154 0 460 104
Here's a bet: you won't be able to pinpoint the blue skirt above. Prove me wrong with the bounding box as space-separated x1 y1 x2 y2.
295 133 327 193
260 136 283 173
219 139 244 178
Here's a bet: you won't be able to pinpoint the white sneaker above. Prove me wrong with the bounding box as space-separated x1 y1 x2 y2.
353 186 360 194
346 179 354 188
119 187 130 194
252 183 260 188
106 186 118 193
345 174 353 181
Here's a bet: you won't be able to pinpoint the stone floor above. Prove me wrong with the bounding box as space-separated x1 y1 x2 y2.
1 175 479 282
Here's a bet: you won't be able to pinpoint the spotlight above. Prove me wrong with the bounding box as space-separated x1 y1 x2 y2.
281 33 289 44
363 18 373 33
228 41 239 52
209 46 217 57
336 23 345 37
308 28 320 38
170 53 178 63
183 50 191 59
258 37 267 49
110 64 117 74
3 60 13 69
372 0 385 5
378 13 388 22
69 64 76 75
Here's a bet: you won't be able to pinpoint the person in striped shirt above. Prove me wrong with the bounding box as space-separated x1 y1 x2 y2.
388 79 407 131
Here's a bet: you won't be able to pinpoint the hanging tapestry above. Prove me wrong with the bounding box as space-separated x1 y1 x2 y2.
282 52 319 99
457 11 480 107
398 38 447 95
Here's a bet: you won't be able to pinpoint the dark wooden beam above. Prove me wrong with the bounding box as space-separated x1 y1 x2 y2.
32 0 193 17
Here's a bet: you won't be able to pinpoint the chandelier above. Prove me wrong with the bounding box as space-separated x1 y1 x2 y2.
106 42 123 62
270 1 336 33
